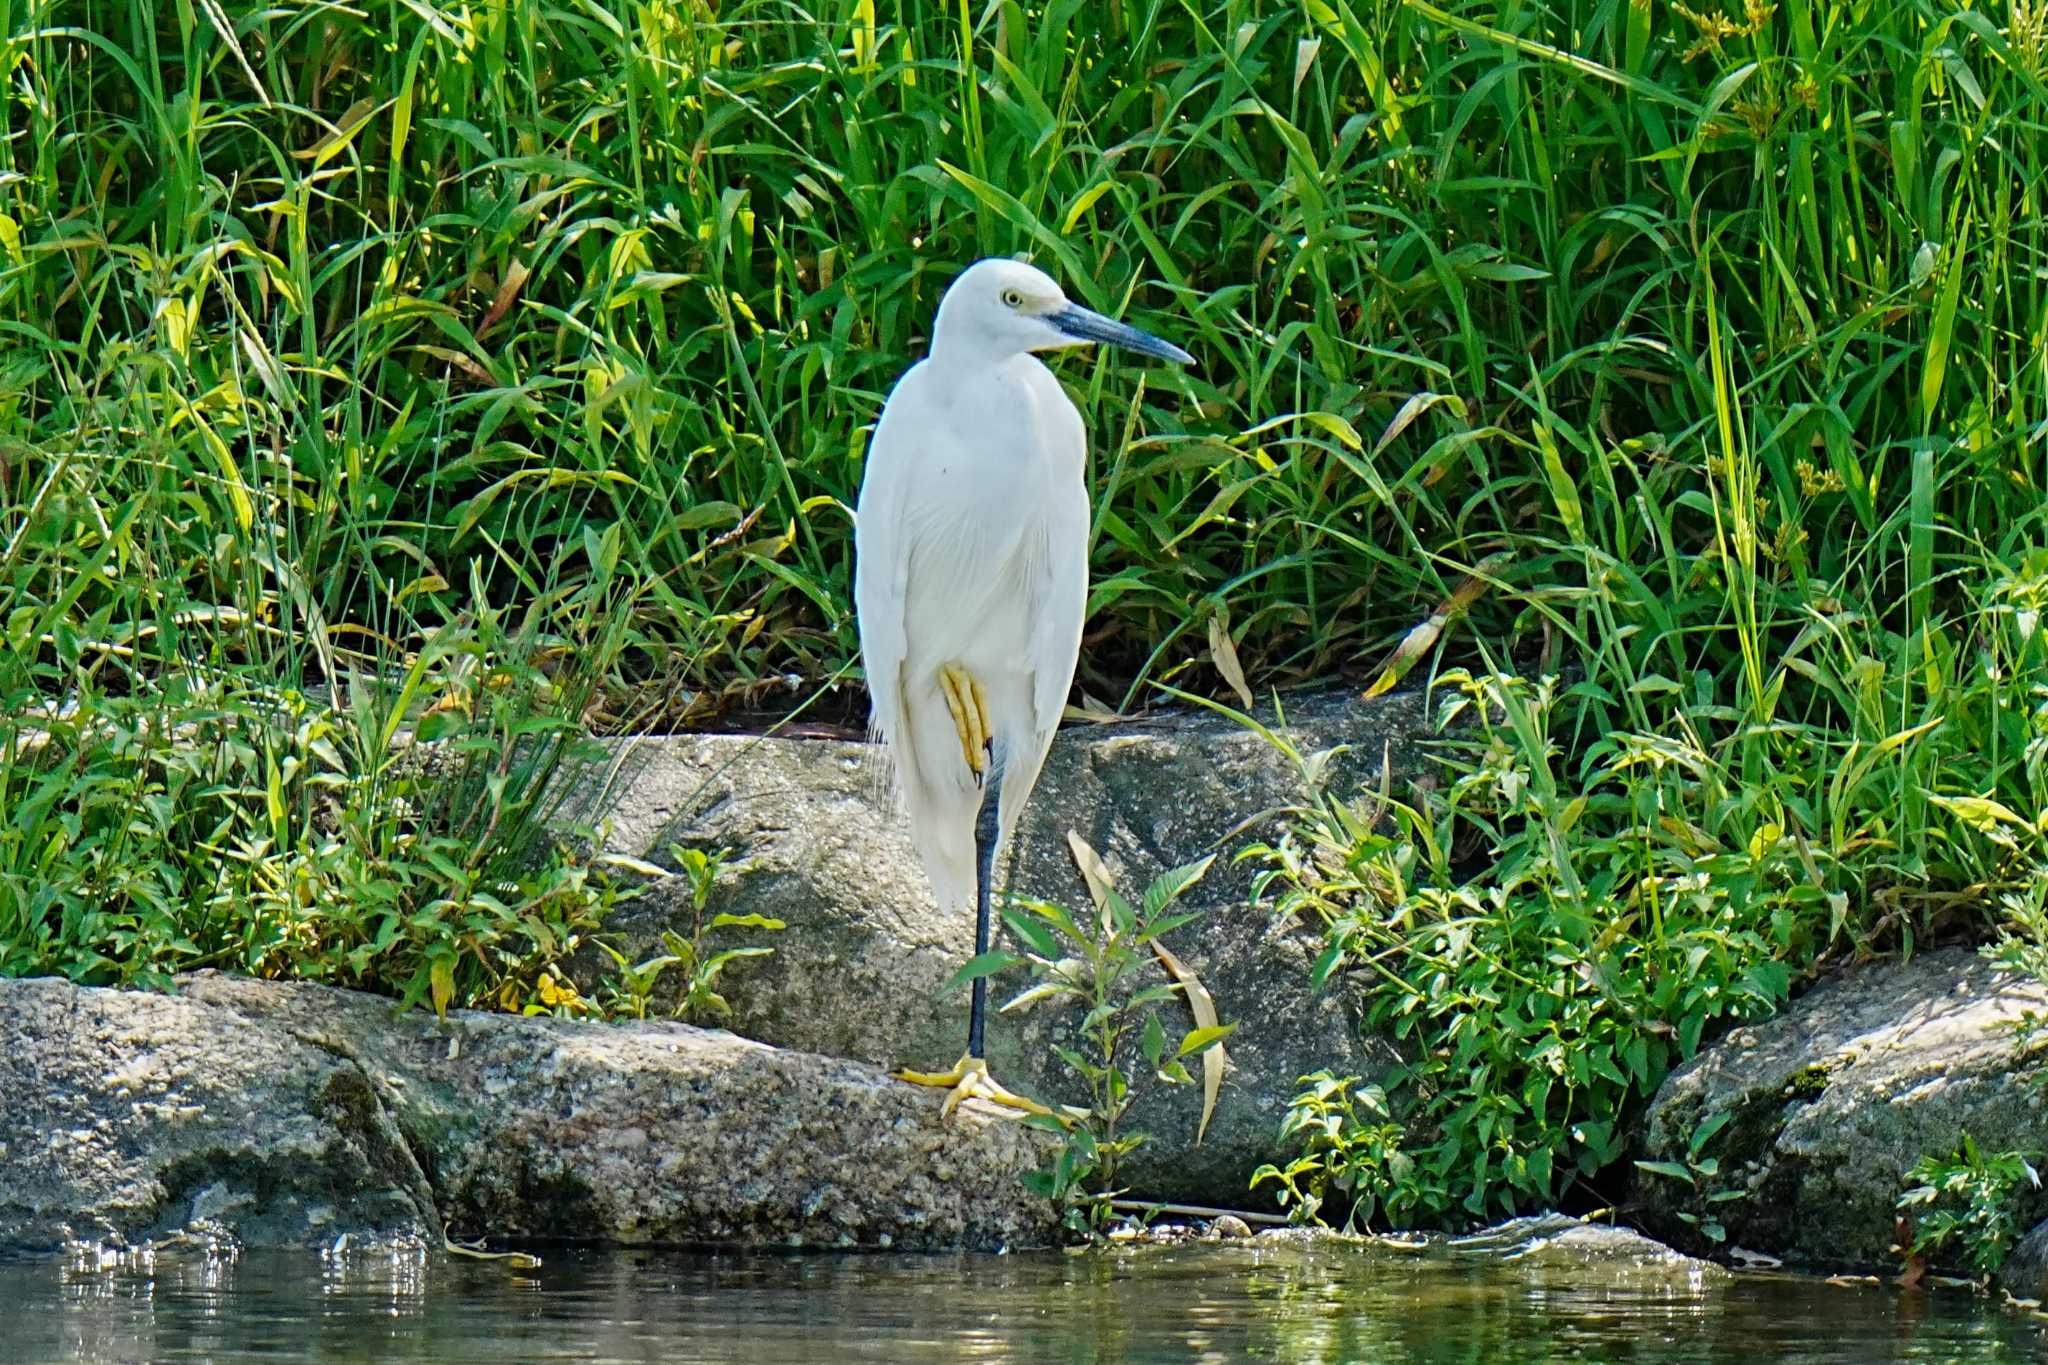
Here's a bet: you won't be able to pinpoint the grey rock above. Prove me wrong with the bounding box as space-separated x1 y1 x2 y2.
564 688 1433 1207
1 973 1056 1255
1248 1224 1369 1249
1635 948 2048 1270
0 977 441 1252
1247 1214 1723 1282
1443 1214 1728 1280
1997 1217 2048 1300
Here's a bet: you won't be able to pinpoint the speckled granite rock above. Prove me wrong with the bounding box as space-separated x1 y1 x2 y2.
0 976 441 1253
0 973 1056 1255
563 688 1432 1207
1635 948 2048 1270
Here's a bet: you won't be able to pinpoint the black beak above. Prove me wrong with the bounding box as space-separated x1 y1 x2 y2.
1048 305 1194 364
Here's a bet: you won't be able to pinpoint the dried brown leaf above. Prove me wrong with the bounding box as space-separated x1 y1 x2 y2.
478 259 531 337
1065 830 1116 936
1362 551 1509 699
1151 935 1227 1145
1208 610 1254 709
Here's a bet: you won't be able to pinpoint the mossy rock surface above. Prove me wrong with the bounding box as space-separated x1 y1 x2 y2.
1635 948 2048 1271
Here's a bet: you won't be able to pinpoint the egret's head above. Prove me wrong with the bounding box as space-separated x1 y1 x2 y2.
930 258 1193 366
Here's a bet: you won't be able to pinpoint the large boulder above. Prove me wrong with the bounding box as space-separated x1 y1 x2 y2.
1634 947 2048 1270
0 974 1055 1254
1998 1217 2048 1300
1438 1213 1731 1282
568 688 1430 1207
0 976 441 1252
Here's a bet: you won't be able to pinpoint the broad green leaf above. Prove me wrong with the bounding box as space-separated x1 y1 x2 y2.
1142 1014 1166 1068
1142 856 1215 917
1633 1160 1695 1184
945 950 1024 993
709 912 786 932
1178 1022 1238 1056
1003 906 1062 959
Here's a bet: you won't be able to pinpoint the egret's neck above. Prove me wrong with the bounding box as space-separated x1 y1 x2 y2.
927 314 1030 372
923 345 1047 412
917 339 1060 464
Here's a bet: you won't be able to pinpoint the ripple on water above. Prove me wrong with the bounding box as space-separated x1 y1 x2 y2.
2 1235 2044 1364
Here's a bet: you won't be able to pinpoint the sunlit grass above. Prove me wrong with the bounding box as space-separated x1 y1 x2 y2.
2 0 2045 1047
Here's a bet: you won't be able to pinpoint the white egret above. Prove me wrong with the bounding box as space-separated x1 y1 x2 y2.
853 258 1193 1117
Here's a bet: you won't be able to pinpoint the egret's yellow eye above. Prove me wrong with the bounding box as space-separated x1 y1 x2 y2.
1001 289 1024 308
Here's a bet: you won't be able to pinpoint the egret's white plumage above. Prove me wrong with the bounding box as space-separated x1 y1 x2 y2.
855 261 1091 910
854 257 1190 1103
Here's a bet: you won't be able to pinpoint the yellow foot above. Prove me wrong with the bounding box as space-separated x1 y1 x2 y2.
893 1053 1054 1120
937 662 993 784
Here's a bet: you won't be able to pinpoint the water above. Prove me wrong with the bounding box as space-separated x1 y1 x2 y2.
4 1236 2041 1364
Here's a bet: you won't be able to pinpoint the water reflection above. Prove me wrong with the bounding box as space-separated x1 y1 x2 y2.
3 1238 2042 1363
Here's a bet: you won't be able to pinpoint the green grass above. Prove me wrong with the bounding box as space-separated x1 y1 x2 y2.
11 0 2040 712
3 0 2048 1220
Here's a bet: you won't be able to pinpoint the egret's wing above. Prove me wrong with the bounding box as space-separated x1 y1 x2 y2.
1029 383 1091 739
999 395 1089 847
855 368 982 909
853 380 916 749
1029 484 1090 738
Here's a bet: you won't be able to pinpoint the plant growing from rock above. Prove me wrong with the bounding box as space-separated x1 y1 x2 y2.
1252 1071 1421 1232
1985 881 2048 1000
1897 1135 2043 1280
1243 672 1807 1224
595 845 783 1023
1634 1111 1743 1245
986 840 1234 1235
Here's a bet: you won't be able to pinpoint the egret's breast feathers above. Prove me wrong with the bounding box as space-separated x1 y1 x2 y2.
884 364 1070 664
899 493 1044 670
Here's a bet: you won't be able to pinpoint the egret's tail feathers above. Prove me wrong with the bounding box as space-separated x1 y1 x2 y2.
902 777 977 913
869 711 972 909
860 716 901 811
878 671 1048 915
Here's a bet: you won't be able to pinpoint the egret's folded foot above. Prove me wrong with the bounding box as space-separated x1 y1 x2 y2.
937 663 993 785
893 1053 1053 1120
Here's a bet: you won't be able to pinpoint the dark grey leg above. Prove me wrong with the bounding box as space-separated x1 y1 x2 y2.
967 750 1005 1060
